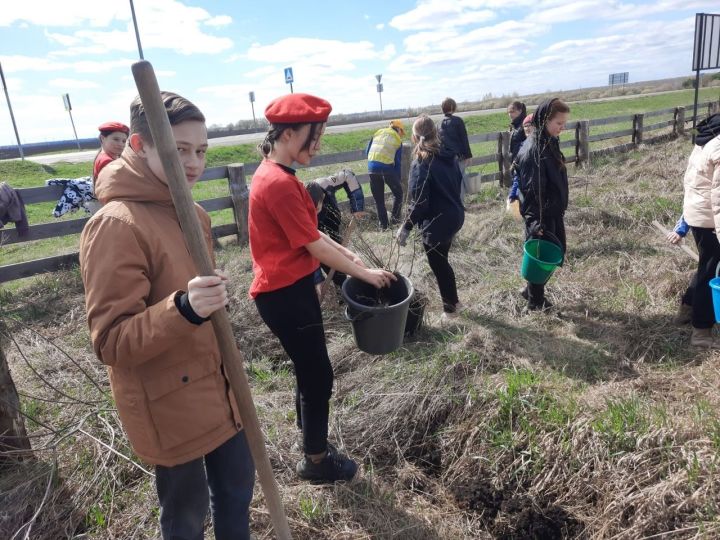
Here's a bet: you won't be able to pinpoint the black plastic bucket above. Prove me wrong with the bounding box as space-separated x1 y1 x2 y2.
342 274 414 355
404 291 427 336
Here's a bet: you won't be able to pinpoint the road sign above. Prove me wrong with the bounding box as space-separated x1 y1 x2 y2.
377 83 383 93
284 67 294 84
249 91 255 103
375 74 382 83
693 13 720 71
62 93 72 111
608 72 628 86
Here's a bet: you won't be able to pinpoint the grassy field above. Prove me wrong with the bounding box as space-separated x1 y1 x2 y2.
1 87 719 273
2 133 720 538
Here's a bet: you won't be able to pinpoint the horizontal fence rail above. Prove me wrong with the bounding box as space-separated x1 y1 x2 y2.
1 100 718 283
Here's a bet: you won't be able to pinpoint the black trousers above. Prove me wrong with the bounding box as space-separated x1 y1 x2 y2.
690 227 720 329
254 274 333 454
524 214 566 303
369 171 403 229
682 272 698 306
424 239 459 312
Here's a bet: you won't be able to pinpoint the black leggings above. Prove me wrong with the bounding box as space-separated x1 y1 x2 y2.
423 240 459 312
369 171 403 229
254 274 333 454
691 227 720 329
524 214 566 303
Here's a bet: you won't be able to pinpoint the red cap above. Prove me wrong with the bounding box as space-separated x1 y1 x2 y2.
522 114 534 126
265 93 332 124
98 121 129 134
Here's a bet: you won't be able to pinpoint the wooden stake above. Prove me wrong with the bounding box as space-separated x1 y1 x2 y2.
131 60 291 540
652 220 699 262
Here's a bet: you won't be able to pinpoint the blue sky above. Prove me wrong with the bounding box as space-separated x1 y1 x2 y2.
0 0 717 145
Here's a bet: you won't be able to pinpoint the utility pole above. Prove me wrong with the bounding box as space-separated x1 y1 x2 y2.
376 74 384 117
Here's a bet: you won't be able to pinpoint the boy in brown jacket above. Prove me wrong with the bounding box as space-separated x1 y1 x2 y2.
80 92 254 539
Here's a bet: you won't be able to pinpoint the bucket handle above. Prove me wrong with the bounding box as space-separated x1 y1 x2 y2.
344 307 374 323
716 261 720 278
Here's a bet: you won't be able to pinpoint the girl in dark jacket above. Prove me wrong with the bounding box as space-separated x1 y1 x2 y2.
516 98 570 311
507 101 527 164
396 114 465 320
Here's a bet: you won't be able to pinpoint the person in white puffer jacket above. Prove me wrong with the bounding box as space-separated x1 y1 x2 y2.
682 113 720 348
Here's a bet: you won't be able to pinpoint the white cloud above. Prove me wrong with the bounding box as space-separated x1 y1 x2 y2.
376 23 385 30
205 14 232 26
390 0 496 31
6 0 233 56
48 78 100 89
247 38 394 69
1 55 134 74
528 0 716 24
0 1 125 27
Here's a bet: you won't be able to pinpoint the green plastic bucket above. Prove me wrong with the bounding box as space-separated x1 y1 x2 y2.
521 238 564 284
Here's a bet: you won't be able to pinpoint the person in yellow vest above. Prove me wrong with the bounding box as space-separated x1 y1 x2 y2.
366 119 404 229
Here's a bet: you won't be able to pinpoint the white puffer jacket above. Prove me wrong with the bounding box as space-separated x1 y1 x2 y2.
683 136 720 235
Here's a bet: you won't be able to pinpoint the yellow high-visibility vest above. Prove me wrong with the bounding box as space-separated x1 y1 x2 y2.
368 128 401 165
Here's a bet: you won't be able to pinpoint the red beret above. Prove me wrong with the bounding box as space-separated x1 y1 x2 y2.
522 113 534 126
98 121 129 134
265 93 332 124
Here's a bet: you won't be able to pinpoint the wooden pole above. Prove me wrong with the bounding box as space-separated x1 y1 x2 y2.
227 163 249 245
0 336 31 463
575 120 590 167
130 60 292 540
319 217 357 303
632 113 644 146
652 220 699 262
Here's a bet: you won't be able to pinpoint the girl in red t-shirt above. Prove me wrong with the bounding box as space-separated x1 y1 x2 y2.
93 121 129 179
249 93 395 483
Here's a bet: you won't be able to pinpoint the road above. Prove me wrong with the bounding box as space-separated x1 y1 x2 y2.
10 88 697 165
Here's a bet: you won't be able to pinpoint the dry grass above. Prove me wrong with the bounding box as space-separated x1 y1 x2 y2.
2 135 720 539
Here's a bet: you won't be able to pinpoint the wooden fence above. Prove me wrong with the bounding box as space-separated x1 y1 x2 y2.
1 100 718 283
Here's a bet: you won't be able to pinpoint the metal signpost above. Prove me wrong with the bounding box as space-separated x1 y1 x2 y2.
608 72 629 95
284 67 294 93
62 93 81 151
376 74 384 117
249 91 256 126
692 13 720 140
0 61 24 160
129 0 144 59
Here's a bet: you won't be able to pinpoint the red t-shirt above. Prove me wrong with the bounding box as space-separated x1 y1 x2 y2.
248 160 321 297
93 151 115 179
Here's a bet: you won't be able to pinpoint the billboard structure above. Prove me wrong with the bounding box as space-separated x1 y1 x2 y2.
691 13 720 137
608 72 629 94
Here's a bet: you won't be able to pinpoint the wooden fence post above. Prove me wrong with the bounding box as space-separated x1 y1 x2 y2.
632 113 644 146
0 335 31 463
674 107 685 136
227 164 249 246
575 120 590 167
400 142 412 195
498 131 512 187
709 100 720 116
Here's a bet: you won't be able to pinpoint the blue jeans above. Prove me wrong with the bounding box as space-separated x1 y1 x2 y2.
155 430 255 540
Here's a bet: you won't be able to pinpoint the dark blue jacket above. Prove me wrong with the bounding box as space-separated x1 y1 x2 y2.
438 114 472 161
509 114 526 164
404 146 464 244
517 99 568 224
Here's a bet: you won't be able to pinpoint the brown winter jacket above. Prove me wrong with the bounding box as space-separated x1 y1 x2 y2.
80 146 242 467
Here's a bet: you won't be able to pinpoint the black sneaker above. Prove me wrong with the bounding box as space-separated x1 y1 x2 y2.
528 298 553 312
296 444 358 483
